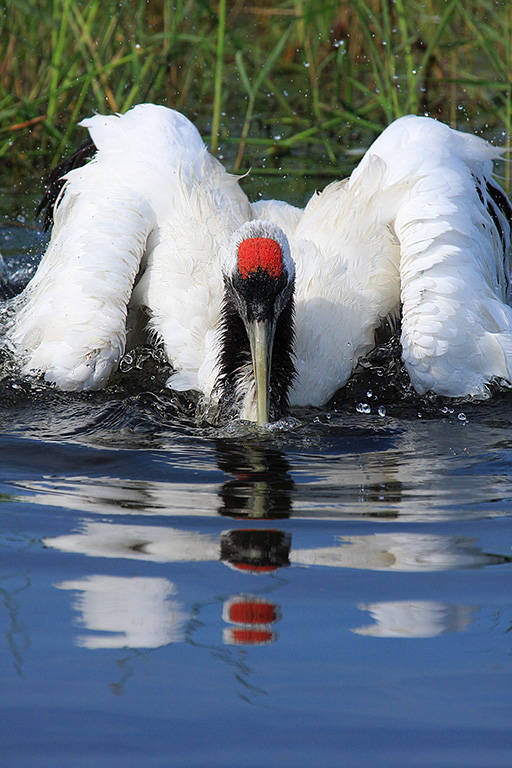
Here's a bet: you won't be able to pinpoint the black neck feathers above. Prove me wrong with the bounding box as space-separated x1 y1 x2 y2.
214 273 296 422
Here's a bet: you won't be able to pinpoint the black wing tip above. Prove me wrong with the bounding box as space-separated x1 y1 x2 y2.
37 138 97 231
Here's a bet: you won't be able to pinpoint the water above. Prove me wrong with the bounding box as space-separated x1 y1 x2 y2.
2 214 512 768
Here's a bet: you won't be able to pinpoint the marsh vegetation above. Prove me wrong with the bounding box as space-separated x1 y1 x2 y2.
1 0 511 191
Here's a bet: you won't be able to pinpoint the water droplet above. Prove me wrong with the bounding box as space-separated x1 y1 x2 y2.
356 403 371 414
458 412 467 422
119 353 134 372
378 406 386 417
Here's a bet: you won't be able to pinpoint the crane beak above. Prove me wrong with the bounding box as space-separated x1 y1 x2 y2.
246 319 274 426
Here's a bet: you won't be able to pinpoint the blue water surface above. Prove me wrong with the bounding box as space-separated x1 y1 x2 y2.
1 224 512 768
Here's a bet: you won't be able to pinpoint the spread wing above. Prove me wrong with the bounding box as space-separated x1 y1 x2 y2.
6 104 252 391
370 116 512 397
262 115 512 404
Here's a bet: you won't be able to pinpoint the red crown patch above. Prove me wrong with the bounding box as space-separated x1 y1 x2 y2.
238 237 283 279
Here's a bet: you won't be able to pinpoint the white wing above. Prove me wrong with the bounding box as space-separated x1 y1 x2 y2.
283 115 512 404
8 155 155 390
287 150 404 405
370 115 512 396
7 104 252 391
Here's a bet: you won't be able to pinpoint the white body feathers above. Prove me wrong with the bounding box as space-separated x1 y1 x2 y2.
5 105 512 404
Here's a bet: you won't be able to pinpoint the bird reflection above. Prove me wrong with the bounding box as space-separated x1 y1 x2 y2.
43 505 510 655
43 521 293 571
45 524 507 572
220 529 291 573
54 574 278 700
54 569 283 653
215 441 294 519
222 595 281 645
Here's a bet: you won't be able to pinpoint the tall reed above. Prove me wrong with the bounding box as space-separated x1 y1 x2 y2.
1 0 511 189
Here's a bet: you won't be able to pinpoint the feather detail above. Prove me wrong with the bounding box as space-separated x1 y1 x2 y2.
371 116 512 396
4 107 512 411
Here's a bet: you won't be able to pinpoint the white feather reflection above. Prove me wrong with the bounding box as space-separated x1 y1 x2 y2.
292 533 505 571
57 575 189 649
44 523 507 571
46 523 219 563
352 601 475 638
45 524 505 645
22 476 220 518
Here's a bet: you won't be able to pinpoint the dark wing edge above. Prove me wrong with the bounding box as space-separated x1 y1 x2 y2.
474 173 512 300
474 175 512 256
485 178 512 255
37 138 97 231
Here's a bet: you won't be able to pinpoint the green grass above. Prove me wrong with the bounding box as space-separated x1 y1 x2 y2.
1 0 511 188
